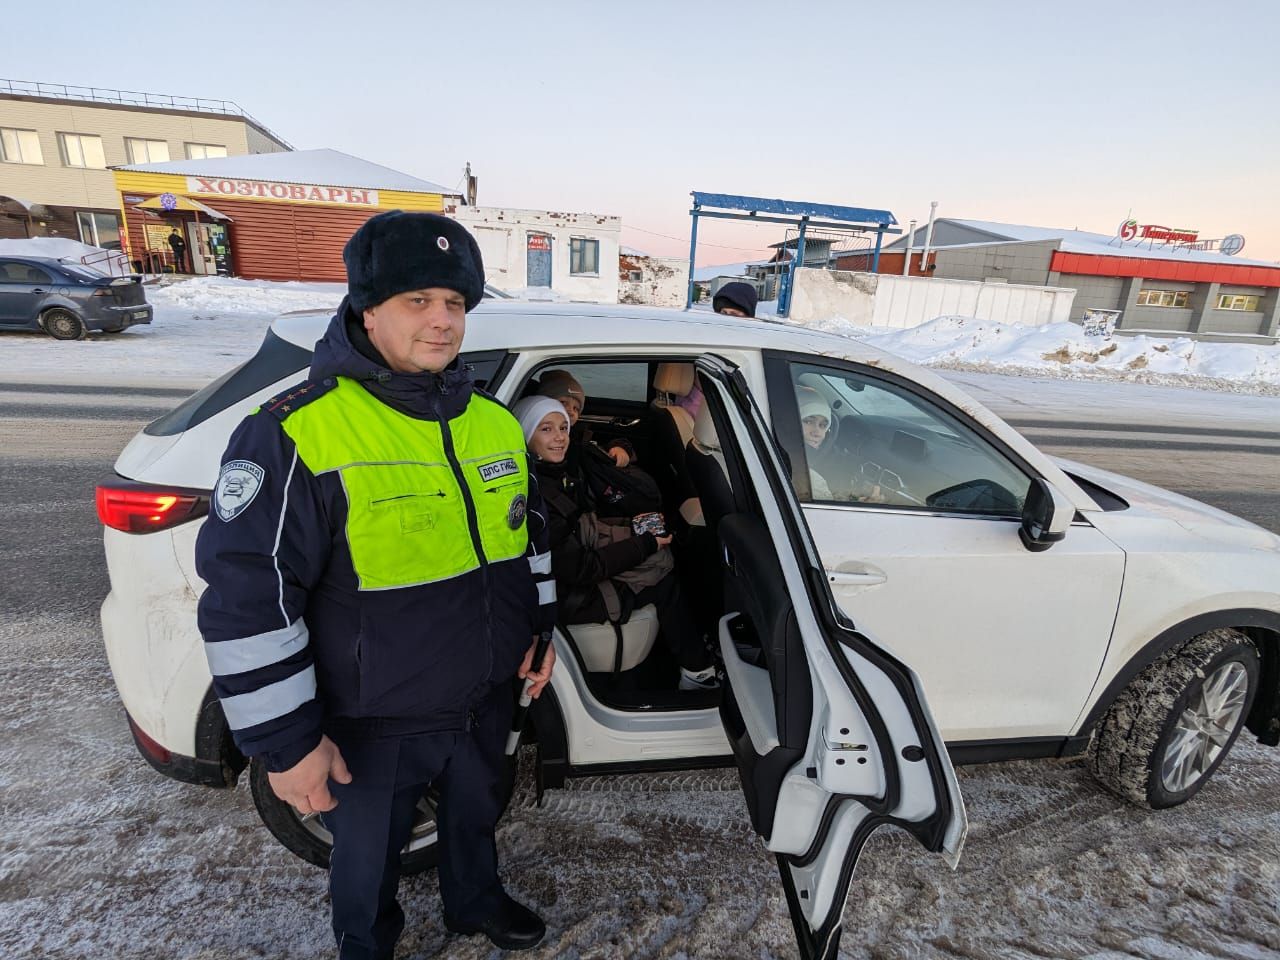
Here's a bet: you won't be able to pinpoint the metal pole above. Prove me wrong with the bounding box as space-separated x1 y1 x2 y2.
921 201 938 275
781 217 808 318
871 225 884 273
685 203 700 309
902 219 916 275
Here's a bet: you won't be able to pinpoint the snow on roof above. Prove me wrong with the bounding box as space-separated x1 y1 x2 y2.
620 245 649 257
947 219 1275 268
116 148 458 195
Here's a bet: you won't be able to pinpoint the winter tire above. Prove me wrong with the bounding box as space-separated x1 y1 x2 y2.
248 751 521 874
42 308 86 341
1089 628 1259 809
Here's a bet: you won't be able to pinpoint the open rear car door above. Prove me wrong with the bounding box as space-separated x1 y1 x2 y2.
694 354 966 960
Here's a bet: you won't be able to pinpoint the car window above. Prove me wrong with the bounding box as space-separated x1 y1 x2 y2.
0 261 52 284
544 361 651 404
57 262 106 282
784 360 1031 517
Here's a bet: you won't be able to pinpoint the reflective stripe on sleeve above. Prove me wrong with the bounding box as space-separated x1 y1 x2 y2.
205 618 309 677
537 580 556 605
528 552 552 575
220 665 317 731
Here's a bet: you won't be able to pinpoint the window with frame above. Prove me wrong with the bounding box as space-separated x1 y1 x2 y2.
570 238 600 276
783 361 1031 517
126 138 170 164
1136 289 1189 308
628 269 644 283
0 261 53 284
1217 294 1260 312
185 143 228 160
58 133 106 169
0 128 43 164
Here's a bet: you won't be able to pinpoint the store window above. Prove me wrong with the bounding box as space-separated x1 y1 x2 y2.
126 138 170 164
570 237 599 276
1217 294 1260 312
185 143 228 160
1136 289 1189 308
58 133 106 169
76 212 122 250
0 128 43 164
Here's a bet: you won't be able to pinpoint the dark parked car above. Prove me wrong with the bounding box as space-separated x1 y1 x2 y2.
0 256 152 340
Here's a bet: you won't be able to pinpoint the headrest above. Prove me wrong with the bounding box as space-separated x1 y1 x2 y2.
653 362 695 396
692 395 719 452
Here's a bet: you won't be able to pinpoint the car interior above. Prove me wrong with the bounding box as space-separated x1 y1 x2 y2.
518 358 753 714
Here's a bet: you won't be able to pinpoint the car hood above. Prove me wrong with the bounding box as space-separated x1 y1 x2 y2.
1055 456 1280 552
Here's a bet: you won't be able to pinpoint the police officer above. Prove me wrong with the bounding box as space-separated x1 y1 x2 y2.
195 210 557 957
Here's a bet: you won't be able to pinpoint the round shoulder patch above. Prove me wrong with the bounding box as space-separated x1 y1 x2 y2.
437 236 450 252
508 493 527 530
214 460 266 521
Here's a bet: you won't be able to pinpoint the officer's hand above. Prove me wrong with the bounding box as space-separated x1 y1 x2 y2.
518 637 556 700
655 534 673 548
608 446 631 468
267 735 352 816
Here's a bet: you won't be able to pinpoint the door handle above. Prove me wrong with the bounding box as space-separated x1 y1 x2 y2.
825 566 887 587
31 288 46 294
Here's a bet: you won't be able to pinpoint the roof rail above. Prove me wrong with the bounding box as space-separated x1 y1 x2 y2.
0 78 292 149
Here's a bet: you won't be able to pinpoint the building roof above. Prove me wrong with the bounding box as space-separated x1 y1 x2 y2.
918 218 1275 268
116 148 458 195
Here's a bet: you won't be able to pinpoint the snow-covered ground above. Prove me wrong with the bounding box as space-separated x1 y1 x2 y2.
813 315 1280 396
3 277 1277 396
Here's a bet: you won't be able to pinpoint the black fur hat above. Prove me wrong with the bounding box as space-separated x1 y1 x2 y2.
712 281 758 318
344 210 486 312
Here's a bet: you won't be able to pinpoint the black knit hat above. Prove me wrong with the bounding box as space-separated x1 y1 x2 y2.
344 210 486 312
712 281 758 318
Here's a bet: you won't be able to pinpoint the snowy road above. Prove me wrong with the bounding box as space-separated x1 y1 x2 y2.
1 379 1278 959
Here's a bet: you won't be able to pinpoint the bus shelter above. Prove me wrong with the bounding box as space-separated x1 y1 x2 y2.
686 192 899 315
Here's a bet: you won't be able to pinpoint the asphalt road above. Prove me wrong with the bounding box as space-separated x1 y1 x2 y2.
1 376 1278 960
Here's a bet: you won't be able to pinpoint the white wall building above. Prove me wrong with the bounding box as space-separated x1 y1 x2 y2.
619 246 689 308
451 205 620 303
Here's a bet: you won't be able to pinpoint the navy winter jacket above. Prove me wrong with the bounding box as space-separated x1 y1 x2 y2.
196 301 556 771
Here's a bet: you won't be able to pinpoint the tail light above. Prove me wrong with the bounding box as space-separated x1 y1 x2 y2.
96 481 210 533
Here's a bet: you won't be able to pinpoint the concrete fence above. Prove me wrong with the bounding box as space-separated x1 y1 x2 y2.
788 268 1076 328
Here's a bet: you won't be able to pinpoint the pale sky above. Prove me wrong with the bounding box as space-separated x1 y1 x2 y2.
3 0 1277 266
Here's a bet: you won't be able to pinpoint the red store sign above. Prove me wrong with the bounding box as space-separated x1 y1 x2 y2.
1118 219 1198 244
186 176 380 207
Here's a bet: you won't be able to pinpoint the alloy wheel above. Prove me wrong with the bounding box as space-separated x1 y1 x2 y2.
1160 661 1249 794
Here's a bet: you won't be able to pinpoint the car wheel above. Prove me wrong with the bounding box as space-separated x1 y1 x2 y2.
248 751 521 874
41 308 86 341
1089 628 1259 809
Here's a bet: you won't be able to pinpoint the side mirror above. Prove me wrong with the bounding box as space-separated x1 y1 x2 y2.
1019 478 1070 552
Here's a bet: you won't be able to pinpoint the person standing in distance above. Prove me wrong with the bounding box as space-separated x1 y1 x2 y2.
711 280 758 318
167 227 188 273
195 210 557 957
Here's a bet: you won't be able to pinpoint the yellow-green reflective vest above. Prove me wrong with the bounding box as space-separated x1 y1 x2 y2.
280 378 529 590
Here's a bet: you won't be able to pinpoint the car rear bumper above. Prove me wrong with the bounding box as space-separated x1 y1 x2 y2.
126 711 235 787
92 304 152 330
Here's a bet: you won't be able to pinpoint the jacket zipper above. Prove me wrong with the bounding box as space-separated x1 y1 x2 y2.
433 384 495 685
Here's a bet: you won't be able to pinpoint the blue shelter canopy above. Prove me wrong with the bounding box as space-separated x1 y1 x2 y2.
687 191 900 313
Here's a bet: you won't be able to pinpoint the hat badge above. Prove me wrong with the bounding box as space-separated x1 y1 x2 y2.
437 236 450 252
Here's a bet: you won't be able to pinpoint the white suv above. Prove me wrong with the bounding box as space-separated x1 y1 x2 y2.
98 302 1279 960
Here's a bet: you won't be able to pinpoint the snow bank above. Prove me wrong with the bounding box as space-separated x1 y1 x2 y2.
800 314 1280 395
0 276 343 384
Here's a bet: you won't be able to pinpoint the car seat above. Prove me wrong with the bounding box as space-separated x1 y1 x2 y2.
561 604 659 673
650 363 700 525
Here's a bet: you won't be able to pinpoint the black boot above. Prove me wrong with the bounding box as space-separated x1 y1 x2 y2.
445 893 546 951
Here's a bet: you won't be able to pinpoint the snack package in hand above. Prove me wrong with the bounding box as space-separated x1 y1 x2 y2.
631 511 667 537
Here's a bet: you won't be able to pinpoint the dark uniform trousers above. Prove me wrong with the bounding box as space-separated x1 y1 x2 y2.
321 688 514 960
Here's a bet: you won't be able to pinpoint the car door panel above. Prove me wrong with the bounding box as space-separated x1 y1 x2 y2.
769 354 1126 742
697 354 965 960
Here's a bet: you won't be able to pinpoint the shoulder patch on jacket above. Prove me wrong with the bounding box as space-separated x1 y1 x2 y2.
260 378 336 421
